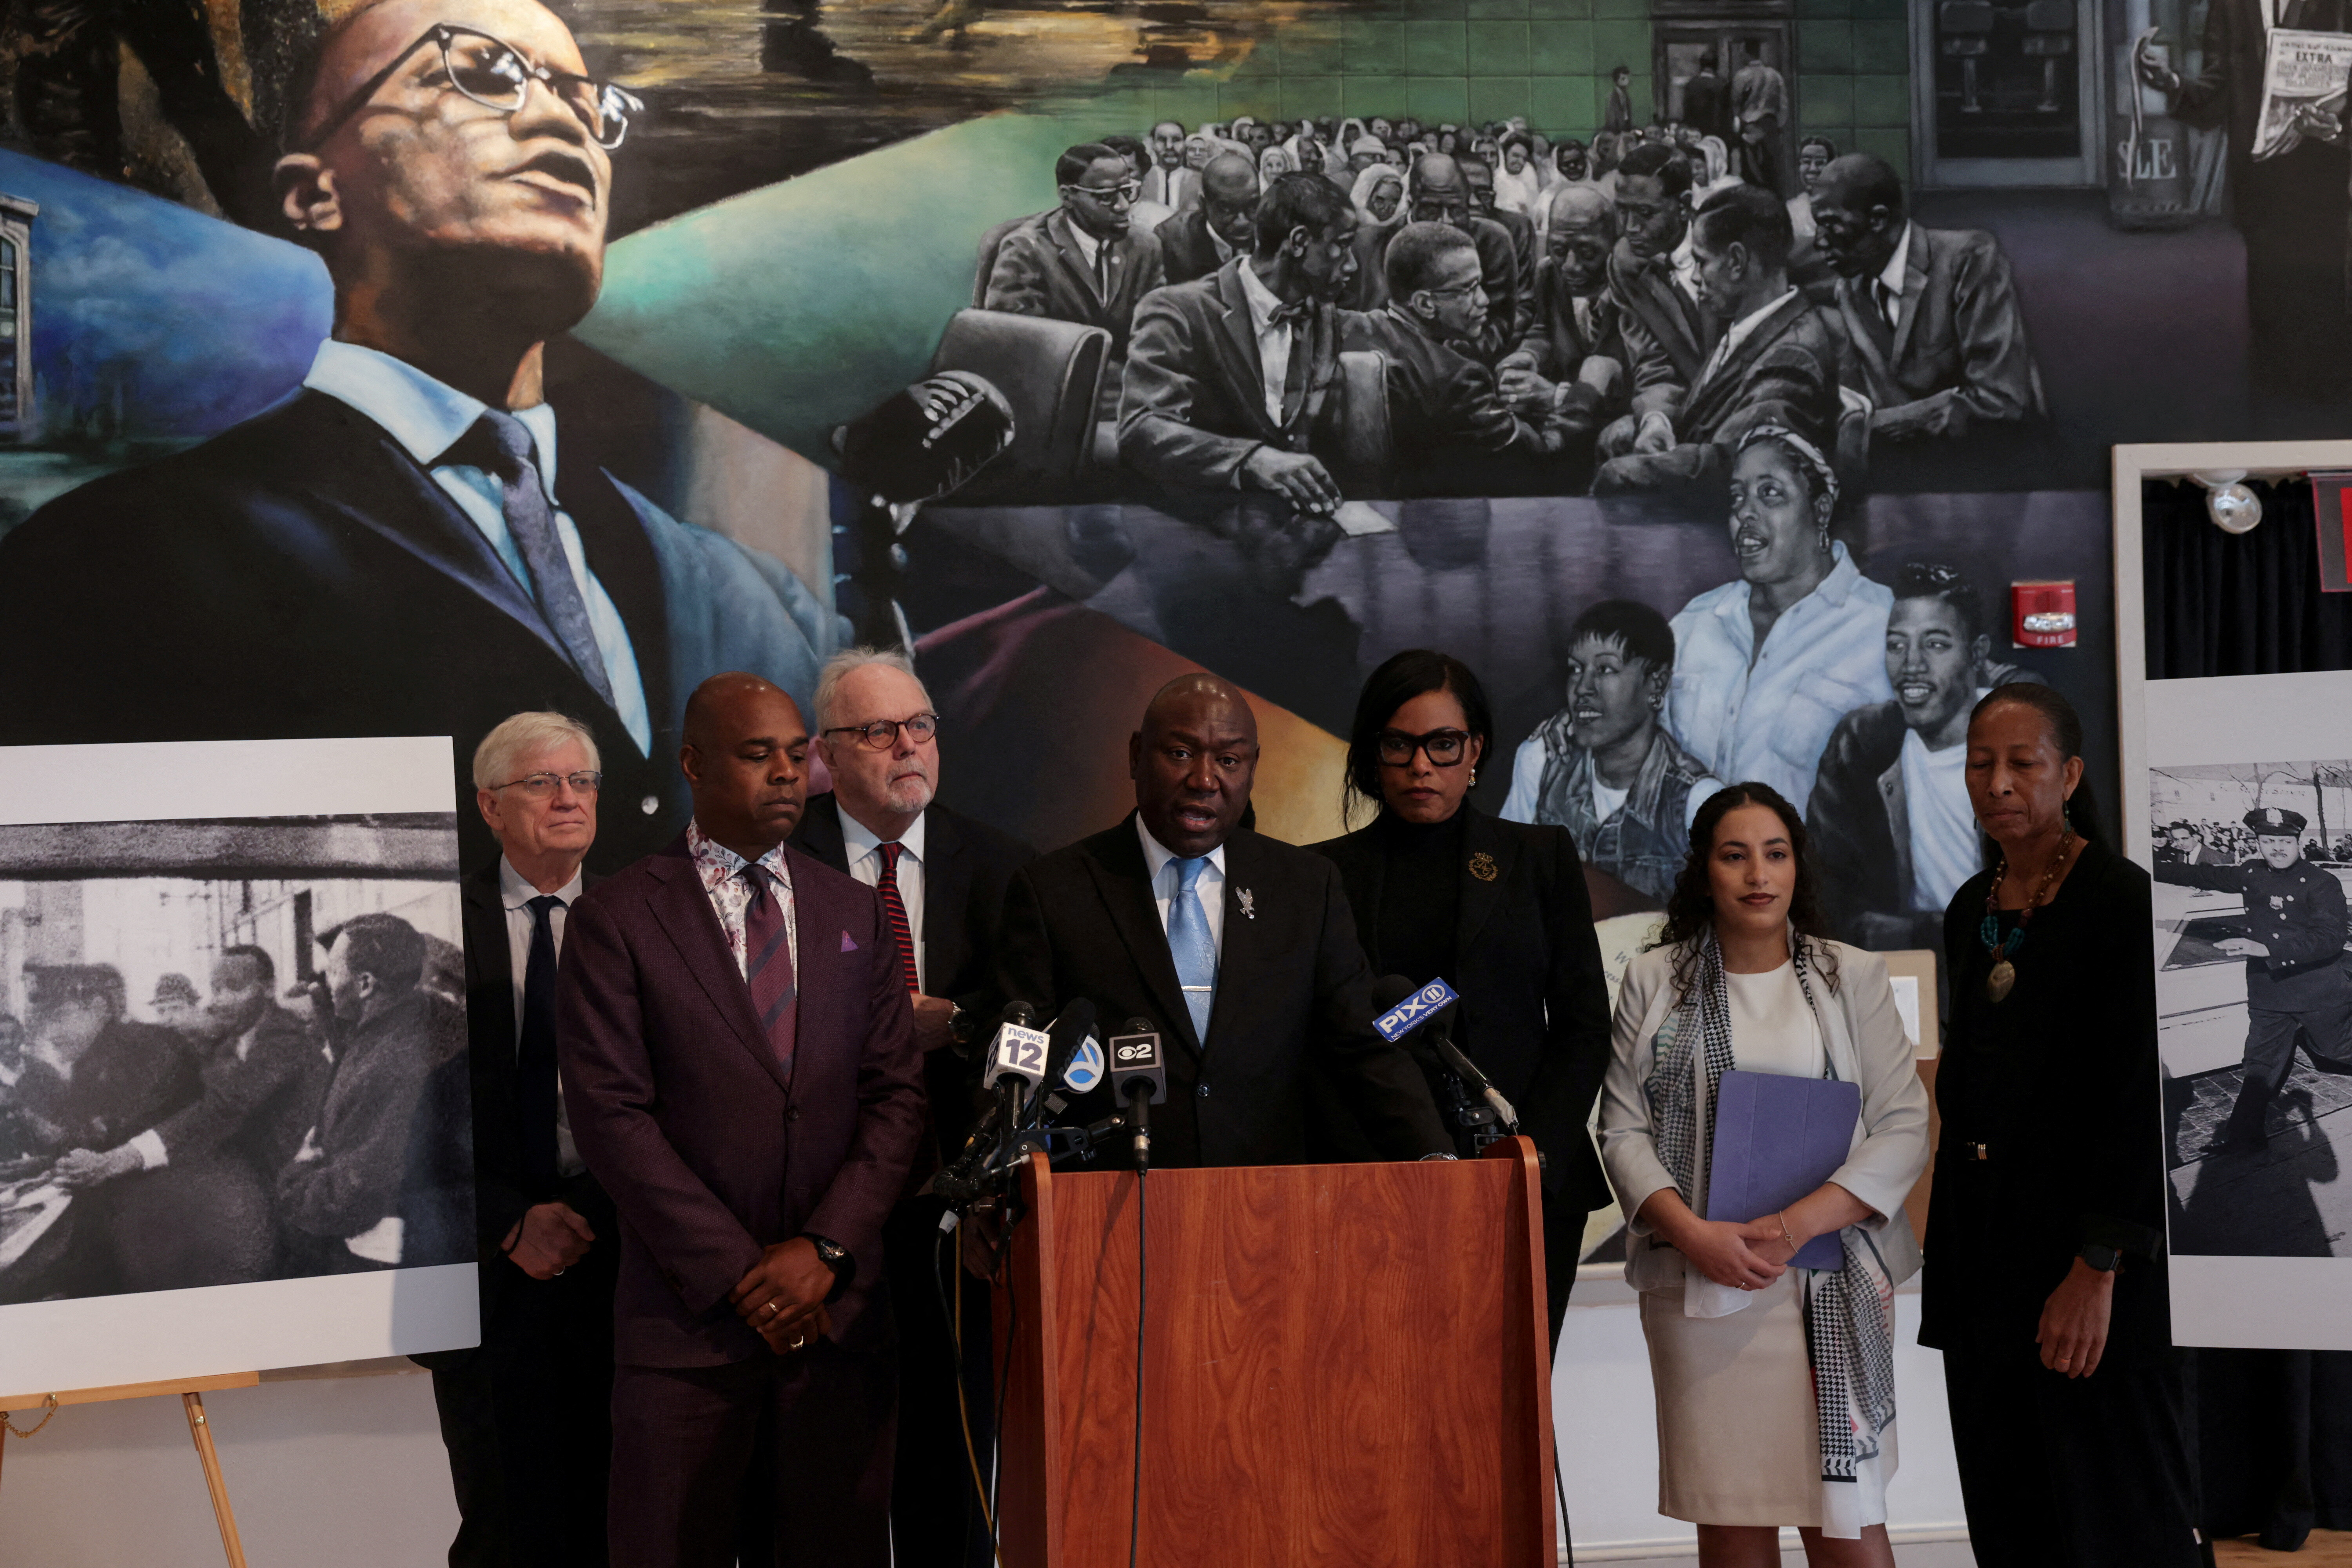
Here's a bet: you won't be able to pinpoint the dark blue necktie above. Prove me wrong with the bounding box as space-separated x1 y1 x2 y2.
518 893 564 1189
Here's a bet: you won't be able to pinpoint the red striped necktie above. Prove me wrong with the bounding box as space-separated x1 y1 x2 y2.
741 864 797 1074
875 841 921 995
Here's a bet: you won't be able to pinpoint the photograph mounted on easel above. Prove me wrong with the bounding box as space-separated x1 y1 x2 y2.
0 738 481 1395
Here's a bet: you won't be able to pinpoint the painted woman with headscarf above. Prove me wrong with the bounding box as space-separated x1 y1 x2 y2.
1257 144 1296 181
1494 132 1545 217
1665 426 1894 818
1345 163 1410 309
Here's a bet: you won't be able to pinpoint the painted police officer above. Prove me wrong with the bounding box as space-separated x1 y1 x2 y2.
2156 806 2352 1152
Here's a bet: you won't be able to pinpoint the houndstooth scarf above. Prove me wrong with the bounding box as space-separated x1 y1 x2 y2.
1643 929 1897 1489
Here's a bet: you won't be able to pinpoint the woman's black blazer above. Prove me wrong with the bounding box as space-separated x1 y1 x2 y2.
1310 806 1616 1212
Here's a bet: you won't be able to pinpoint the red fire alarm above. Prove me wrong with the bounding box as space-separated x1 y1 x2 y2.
2012 581 2077 648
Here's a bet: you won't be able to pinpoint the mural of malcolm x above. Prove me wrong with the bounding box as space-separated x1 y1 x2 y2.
1501 597 1724 906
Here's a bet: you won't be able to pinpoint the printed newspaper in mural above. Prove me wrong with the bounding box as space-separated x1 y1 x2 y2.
2254 28 2352 159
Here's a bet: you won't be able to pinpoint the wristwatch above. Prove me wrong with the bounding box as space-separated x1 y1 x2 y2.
806 1234 855 1289
949 1004 975 1052
2078 1241 2122 1273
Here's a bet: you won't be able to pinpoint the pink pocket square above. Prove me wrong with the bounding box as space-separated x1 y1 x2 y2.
840 931 859 952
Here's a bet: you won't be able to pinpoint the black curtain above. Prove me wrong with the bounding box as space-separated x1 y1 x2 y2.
2144 478 2352 679
2145 477 2352 1550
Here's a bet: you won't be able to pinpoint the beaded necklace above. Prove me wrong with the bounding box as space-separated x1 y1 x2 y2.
1978 830 2076 1003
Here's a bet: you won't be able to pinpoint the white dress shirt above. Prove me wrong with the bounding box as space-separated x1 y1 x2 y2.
1210 225 1238 267
1136 817 1227 960
840 808 927 992
1236 261 1296 426
1900 721 1981 913
303 340 653 754
501 857 587 1178
1668 230 1702 301
689 822 799 981
1872 223 1915 327
1666 543 1896 815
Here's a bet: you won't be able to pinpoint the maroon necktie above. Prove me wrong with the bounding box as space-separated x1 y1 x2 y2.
741 864 797 1075
874 841 921 995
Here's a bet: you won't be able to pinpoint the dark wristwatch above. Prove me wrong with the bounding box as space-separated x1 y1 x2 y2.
805 1234 854 1289
949 1005 975 1052
2078 1241 2122 1273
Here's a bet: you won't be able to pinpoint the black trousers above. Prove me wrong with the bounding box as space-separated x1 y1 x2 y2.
884 1196 995 1567
1543 1196 1583 1349
1942 1339 2207 1568
2229 993 2352 1135
427 1255 617 1568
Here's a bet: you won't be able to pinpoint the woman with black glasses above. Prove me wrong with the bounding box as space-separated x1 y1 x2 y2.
1310 649 1613 1340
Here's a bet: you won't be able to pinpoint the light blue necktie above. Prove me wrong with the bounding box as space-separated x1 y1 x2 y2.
1167 856 1217 1044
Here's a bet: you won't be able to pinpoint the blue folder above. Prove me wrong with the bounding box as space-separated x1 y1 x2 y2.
1704 1069 1863 1271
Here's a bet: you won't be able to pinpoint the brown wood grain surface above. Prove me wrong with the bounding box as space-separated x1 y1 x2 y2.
995 1143 1554 1567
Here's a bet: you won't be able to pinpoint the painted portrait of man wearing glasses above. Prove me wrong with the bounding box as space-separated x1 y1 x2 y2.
980 138 1167 413
0 0 848 877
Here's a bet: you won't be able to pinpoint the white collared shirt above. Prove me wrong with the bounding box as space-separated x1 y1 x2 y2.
1236 261 1296 425
1136 817 1227 960
690 822 800 980
1668 230 1701 301
1698 287 1799 387
1666 543 1897 815
1067 217 1103 275
840 807 927 991
1901 701 1987 913
1873 223 1915 326
303 340 653 755
501 856 587 1178
1210 225 1238 266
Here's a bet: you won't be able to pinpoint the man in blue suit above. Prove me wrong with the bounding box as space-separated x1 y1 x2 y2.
0 0 845 875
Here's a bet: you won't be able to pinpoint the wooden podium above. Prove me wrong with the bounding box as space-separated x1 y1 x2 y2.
993 1136 1557 1567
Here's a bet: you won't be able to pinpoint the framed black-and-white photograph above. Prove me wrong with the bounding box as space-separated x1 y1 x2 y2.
2119 443 2352 1349
0 737 476 1394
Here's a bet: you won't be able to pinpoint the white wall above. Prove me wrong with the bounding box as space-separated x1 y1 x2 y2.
0 1289 1970 1566
0 1365 457 1566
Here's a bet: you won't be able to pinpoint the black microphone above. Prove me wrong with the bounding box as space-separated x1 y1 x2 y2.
1369 975 1518 1133
1109 1017 1168 1171
935 1001 1045 1204
1028 999 1099 1131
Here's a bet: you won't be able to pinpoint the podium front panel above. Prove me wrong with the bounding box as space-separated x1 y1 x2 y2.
993 1143 1555 1568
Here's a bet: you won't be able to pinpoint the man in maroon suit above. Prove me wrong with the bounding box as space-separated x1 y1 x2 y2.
558 671 924 1568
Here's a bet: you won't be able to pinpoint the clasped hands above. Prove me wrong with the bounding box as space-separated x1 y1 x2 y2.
1671 1210 1810 1292
728 1236 836 1356
51 1143 141 1189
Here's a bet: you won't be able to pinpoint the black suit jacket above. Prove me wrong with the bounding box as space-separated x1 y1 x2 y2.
993 816 1451 1168
1308 808 1614 1210
1825 225 2046 441
1118 259 1350 493
1155 206 1231 287
439 859 617 1343
0 387 844 877
1608 238 1720 421
789 792 1034 1163
152 1004 322 1181
1339 307 1538 492
983 208 1167 363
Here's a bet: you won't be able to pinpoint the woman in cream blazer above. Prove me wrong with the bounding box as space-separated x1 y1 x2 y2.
1599 782 1929 1568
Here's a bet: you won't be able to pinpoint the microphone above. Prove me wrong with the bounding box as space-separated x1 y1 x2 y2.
934 1002 1048 1205
1369 976 1519 1134
1028 1000 1099 1129
1109 1018 1168 1171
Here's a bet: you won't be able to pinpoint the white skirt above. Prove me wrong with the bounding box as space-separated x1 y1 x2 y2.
1638 1270 1895 1536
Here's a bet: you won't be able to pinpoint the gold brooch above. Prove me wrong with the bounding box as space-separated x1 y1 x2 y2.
1469 851 1498 882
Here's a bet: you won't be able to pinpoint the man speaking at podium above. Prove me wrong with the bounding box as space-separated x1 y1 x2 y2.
996 673 1451 1166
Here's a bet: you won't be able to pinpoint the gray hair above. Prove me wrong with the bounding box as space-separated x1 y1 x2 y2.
813 646 935 734
471 711 601 790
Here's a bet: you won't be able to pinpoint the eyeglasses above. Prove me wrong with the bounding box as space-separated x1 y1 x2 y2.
492 770 603 797
301 24 644 152
823 713 940 750
1376 728 1471 767
1064 180 1142 206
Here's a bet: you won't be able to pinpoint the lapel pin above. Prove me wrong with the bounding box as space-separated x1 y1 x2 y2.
1469 851 1499 883
1238 888 1257 920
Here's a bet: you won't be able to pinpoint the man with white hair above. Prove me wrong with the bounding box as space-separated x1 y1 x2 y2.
415 709 617 1568
788 647 1031 1567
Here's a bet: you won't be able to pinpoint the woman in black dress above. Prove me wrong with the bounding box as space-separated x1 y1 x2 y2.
1310 649 1614 1342
1924 682 2203 1566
